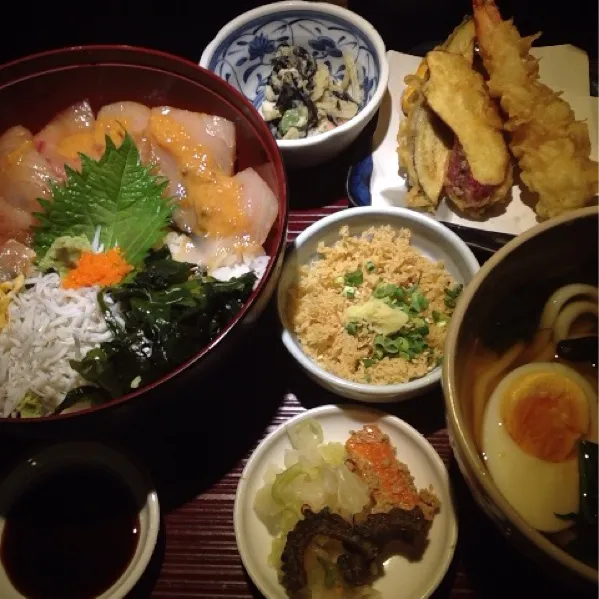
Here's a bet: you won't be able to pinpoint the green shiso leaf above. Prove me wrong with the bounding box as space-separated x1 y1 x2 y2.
32 132 173 266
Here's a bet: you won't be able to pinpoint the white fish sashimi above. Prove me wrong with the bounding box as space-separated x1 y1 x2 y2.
0 239 35 283
0 126 56 214
153 106 236 175
233 167 279 247
166 167 279 269
0 126 31 154
139 135 187 200
97 101 150 138
34 100 96 177
0 199 35 246
166 231 264 270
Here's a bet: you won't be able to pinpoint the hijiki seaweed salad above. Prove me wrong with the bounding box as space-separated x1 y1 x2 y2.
0 100 279 418
260 45 363 140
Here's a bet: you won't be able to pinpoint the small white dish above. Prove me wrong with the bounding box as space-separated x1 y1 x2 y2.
277 206 480 402
0 442 160 599
234 404 458 599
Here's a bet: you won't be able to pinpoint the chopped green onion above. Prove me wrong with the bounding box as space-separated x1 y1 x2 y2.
344 269 363 286
444 284 464 309
432 310 449 323
373 282 405 301
346 321 359 336
410 290 429 313
365 260 376 272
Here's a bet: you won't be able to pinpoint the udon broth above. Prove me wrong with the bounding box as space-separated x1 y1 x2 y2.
461 265 598 566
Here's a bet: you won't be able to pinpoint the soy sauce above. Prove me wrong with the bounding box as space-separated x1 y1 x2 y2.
1 466 140 599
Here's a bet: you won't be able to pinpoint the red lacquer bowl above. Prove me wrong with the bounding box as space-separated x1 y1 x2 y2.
0 45 288 434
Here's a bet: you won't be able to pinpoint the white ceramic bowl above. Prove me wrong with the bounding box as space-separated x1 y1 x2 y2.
234 404 458 599
199 0 389 168
277 206 480 402
0 442 160 599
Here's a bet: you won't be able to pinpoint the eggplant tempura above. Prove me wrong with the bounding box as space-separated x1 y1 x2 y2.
398 18 513 216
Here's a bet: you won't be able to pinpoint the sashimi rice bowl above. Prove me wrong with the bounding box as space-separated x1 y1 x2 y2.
0 99 282 419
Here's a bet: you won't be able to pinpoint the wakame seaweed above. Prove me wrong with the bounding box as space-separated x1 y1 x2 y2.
65 248 256 404
555 439 598 566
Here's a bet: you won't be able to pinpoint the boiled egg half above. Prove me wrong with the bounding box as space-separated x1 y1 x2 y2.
482 362 597 533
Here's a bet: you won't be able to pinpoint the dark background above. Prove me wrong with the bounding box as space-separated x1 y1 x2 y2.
1 0 596 65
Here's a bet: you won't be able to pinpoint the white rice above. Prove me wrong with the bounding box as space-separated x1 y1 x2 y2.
0 272 113 417
211 254 271 286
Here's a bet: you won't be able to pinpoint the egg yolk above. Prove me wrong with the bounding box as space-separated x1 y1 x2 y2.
501 372 589 462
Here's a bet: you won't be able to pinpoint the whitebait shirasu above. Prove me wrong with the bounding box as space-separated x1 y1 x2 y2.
0 271 116 417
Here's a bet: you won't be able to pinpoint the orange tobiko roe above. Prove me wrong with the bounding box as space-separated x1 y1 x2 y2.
62 248 133 289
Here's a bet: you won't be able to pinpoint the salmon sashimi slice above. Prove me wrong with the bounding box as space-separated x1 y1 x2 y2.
345 424 439 519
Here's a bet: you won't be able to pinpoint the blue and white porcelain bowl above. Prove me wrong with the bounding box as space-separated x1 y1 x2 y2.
200 1 388 168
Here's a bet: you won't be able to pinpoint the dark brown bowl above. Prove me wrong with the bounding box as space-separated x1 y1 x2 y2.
0 45 288 435
443 206 599 588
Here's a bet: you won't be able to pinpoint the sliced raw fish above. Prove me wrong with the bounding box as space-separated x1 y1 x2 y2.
0 239 35 282
233 167 279 246
138 135 187 200
34 100 96 176
0 126 55 214
150 107 236 175
166 231 264 271
0 126 31 155
0 199 35 246
97 101 150 138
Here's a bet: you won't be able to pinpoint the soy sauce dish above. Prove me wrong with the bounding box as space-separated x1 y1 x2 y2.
0 443 160 599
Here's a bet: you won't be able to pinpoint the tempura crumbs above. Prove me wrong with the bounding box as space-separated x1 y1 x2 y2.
286 225 458 384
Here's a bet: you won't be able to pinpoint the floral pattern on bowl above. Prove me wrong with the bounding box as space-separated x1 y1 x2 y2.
206 11 380 111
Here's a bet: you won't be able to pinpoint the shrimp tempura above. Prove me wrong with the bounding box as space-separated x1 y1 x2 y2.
472 0 598 220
